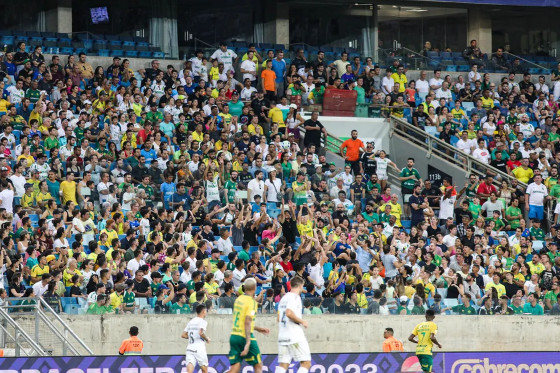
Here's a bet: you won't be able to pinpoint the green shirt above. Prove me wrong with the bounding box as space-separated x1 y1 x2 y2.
150 282 160 296
146 111 164 123
44 137 60 150
228 100 244 118
169 302 192 314
224 180 238 203
399 167 421 190
505 206 522 229
523 302 544 315
529 227 545 241
550 184 560 199
544 290 560 309
238 250 250 262
25 89 41 104
87 303 113 315
137 184 155 203
411 305 425 315
469 202 482 220
361 212 379 224
452 304 476 315
366 181 381 193
511 305 524 314
292 180 307 206
353 86 366 104
123 291 135 307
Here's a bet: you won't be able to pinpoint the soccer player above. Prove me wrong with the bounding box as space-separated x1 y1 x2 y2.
228 278 270 373
181 304 210 373
408 309 442 373
276 277 311 373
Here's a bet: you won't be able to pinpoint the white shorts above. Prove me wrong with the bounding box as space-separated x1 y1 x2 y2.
377 172 388 180
185 347 208 367
278 339 311 364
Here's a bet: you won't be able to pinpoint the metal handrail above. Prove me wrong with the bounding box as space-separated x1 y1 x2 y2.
503 52 548 71
389 116 528 190
37 297 94 355
0 307 46 356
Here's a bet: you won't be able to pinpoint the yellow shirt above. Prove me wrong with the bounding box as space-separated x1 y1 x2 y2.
412 321 438 355
485 282 506 297
512 167 534 184
416 279 436 297
29 109 43 126
31 264 50 284
528 261 545 275
17 154 35 167
297 221 314 238
109 291 123 309
21 193 35 208
451 108 466 120
60 180 77 204
268 107 285 127
248 124 263 135
231 294 258 338
481 96 495 110
192 131 204 143
101 229 119 248
63 268 83 287
203 281 219 295
381 202 403 227
356 293 368 309
391 73 407 93
209 67 220 82
35 191 53 206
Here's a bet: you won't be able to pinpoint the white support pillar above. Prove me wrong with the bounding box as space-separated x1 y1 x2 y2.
468 8 492 55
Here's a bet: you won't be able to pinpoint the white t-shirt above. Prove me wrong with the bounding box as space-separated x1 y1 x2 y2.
472 147 490 164
216 237 233 256
232 268 246 290
71 217 85 234
526 182 547 206
10 175 26 197
429 78 443 89
240 60 257 82
442 234 458 248
33 281 48 297
214 270 224 286
7 86 25 104
189 57 204 77
456 138 473 155
240 87 258 101
415 79 430 94
264 178 282 202
97 181 113 205
184 316 208 350
438 195 456 220
435 88 452 101
0 189 14 213
210 49 238 73
247 179 265 203
381 76 394 94
277 292 306 345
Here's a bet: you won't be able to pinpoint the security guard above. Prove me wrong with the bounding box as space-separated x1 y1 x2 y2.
118 326 144 355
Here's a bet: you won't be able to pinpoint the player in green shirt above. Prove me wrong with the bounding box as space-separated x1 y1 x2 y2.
292 172 308 206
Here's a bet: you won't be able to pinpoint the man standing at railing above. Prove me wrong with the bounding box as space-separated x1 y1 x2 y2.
303 112 327 154
340 130 366 176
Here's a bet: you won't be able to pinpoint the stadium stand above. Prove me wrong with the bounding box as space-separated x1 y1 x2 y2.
0 34 559 318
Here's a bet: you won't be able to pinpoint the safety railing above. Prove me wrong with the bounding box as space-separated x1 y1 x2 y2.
0 297 93 356
503 51 550 71
389 116 527 190
0 306 46 356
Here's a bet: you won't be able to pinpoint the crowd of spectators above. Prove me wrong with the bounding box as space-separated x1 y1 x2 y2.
0 39 559 317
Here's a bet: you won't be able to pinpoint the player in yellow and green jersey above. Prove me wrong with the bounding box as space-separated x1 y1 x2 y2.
228 278 270 373
408 309 442 373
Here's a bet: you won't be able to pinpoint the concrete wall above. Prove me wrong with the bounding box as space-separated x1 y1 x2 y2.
44 54 184 73
13 314 560 356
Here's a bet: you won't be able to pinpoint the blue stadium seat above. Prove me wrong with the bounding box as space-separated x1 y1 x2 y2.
60 47 74 54
97 49 110 57
152 51 165 59
110 49 124 57
125 50 139 58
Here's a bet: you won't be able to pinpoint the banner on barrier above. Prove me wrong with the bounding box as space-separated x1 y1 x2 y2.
2 352 560 373
444 352 560 373
0 353 443 373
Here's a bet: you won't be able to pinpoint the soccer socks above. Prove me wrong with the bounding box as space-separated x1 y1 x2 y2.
297 367 309 373
276 367 287 373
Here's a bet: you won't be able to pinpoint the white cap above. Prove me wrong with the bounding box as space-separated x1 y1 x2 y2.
399 295 408 303
289 103 298 109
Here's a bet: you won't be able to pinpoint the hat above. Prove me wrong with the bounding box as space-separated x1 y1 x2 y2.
329 162 336 166
288 133 295 137
289 103 298 109
83 100 92 105
399 295 408 303
177 95 186 100
158 284 169 290
211 248 221 254
46 255 56 262
0 167 8 171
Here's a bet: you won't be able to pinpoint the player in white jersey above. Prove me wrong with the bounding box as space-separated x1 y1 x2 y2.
181 304 211 373
276 277 311 373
